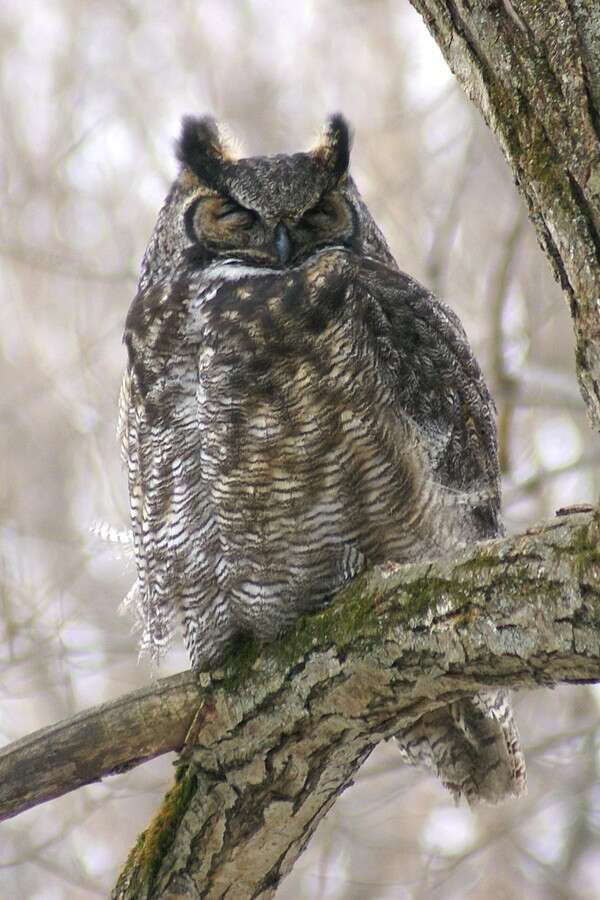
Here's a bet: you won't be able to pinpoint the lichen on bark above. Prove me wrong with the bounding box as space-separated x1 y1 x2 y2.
111 510 600 899
410 0 600 430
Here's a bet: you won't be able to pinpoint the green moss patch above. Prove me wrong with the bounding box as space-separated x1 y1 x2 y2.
118 764 198 897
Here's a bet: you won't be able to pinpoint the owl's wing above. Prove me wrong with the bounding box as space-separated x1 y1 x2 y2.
119 278 209 660
356 256 501 539
354 259 527 802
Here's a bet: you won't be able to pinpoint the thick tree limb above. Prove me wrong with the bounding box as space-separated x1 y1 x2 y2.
0 670 200 822
408 0 600 430
109 509 599 899
4 510 598 888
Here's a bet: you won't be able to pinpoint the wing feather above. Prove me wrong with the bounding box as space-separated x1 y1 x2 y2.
357 256 501 537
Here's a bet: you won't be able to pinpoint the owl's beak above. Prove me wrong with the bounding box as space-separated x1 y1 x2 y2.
274 222 292 265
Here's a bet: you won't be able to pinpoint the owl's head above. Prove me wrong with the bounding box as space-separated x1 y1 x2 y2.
138 114 395 291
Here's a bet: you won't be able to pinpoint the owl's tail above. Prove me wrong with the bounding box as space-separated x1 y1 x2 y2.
394 689 526 804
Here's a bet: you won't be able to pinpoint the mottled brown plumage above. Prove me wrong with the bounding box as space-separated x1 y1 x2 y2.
119 114 526 803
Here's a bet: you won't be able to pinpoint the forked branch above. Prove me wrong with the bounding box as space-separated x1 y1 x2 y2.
2 510 599 896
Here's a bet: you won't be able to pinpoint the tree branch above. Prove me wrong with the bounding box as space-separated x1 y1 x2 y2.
110 509 599 899
3 510 599 891
0 670 201 822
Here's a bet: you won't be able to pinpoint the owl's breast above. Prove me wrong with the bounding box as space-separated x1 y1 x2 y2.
186 252 439 589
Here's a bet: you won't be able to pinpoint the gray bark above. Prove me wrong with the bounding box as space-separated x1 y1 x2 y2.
109 510 600 899
408 0 600 430
3 511 598 839
1 513 598 895
0 670 200 822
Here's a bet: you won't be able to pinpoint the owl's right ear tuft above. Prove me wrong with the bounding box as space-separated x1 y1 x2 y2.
175 116 230 187
311 113 353 184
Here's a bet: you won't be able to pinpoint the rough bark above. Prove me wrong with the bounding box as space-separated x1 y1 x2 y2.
2 511 597 834
0 506 591 830
1 511 598 893
407 0 600 430
100 509 600 899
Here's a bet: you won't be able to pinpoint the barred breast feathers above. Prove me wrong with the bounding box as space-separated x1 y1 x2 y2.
123 247 501 663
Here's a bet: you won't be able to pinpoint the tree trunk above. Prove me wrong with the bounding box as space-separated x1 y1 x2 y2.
409 0 600 430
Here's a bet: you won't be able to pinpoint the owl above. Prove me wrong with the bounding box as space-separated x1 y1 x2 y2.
119 114 526 804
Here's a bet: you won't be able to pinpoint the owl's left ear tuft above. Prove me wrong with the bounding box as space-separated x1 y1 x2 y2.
176 115 235 187
312 113 353 183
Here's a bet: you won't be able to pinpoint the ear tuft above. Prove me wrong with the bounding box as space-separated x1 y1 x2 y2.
312 113 352 182
175 116 231 187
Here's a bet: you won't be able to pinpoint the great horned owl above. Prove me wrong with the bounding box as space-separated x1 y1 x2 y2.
119 114 526 804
